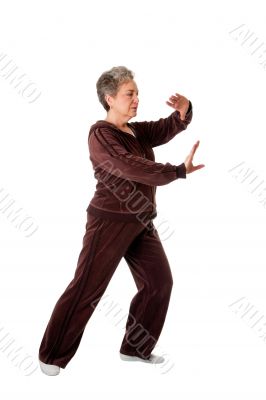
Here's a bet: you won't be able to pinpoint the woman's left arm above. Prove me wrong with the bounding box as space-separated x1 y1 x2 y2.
129 94 192 148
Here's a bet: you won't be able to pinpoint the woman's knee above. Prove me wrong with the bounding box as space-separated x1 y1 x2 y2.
149 275 173 298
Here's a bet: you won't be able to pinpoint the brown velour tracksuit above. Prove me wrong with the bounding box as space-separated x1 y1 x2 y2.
38 101 193 368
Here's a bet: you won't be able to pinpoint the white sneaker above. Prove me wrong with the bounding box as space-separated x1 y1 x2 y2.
120 353 165 364
39 360 60 376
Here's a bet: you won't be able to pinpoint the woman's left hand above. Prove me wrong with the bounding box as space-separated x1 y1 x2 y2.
166 93 190 120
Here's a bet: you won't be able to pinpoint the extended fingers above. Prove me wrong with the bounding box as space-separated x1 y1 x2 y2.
166 93 186 109
194 164 205 170
191 140 200 156
166 100 174 107
166 97 179 108
168 93 181 99
169 94 180 101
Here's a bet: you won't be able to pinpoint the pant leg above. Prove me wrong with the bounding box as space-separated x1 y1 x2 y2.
120 221 173 359
39 212 145 368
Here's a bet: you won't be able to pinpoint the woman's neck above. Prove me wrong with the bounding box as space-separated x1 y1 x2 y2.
104 111 130 130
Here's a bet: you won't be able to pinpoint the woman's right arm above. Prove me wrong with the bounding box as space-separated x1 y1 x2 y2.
89 128 187 186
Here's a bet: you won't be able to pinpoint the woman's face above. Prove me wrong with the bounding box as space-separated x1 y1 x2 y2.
106 80 139 119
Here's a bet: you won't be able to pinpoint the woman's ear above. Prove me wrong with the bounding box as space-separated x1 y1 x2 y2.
105 94 113 108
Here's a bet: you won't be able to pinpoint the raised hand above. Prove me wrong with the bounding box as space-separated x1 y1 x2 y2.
166 93 190 120
184 140 205 174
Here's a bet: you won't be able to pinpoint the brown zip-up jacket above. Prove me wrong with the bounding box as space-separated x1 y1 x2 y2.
87 101 193 222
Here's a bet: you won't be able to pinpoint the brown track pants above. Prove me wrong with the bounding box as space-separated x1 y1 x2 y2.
38 212 173 368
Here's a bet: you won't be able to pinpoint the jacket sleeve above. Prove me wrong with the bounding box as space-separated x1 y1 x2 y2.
130 100 193 148
89 128 186 186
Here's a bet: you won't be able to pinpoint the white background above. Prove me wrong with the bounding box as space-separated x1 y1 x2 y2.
0 0 266 398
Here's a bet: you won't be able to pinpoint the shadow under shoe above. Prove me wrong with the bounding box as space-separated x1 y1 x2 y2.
119 352 165 364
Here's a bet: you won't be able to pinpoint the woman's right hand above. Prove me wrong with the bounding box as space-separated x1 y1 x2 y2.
184 140 205 174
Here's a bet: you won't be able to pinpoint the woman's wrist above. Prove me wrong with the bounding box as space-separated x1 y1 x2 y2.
175 163 187 179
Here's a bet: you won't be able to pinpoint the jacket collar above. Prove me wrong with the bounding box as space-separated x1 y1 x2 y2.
89 120 135 137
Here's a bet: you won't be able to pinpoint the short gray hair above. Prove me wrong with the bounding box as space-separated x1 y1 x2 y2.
96 66 134 111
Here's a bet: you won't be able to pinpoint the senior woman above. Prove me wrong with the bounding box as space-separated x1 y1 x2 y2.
39 66 205 375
